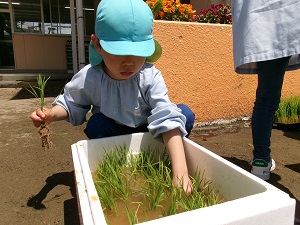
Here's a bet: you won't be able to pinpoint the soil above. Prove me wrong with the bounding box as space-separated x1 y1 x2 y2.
0 80 299 225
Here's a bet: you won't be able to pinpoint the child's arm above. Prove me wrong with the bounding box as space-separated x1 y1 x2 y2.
30 105 69 127
162 128 192 195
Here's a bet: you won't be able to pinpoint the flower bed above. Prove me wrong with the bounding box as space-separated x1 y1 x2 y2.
146 0 232 24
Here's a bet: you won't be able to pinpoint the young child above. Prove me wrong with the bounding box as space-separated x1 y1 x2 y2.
30 0 195 194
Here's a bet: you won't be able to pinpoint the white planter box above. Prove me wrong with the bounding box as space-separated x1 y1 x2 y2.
71 132 295 225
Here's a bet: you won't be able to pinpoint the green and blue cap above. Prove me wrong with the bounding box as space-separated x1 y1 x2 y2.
89 0 162 66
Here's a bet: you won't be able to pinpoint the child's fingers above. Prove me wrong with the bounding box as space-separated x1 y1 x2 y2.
35 108 46 118
185 180 193 196
30 109 45 127
173 176 193 196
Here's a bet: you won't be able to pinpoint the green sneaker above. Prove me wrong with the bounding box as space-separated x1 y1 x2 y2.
251 158 276 180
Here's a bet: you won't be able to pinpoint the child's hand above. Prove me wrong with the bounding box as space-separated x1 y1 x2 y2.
172 173 193 196
30 108 51 127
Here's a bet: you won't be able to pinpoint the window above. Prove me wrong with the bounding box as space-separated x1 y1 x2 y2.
13 0 42 33
43 0 71 34
0 1 9 9
12 0 94 35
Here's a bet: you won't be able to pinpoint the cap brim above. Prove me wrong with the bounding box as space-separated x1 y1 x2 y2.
89 40 103 66
146 40 162 63
100 38 155 58
89 39 162 67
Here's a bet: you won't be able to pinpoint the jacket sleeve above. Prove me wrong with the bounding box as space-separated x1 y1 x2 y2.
52 68 92 125
146 69 187 139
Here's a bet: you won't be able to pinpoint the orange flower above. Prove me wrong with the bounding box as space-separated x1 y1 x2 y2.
146 0 195 22
158 11 164 18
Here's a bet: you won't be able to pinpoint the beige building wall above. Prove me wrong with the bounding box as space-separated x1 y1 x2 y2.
13 34 70 72
152 21 300 122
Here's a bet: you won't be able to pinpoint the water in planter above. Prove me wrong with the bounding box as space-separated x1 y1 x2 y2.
93 145 223 225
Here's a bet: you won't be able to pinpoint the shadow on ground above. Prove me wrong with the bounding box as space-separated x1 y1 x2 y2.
272 124 300 141
27 171 81 225
10 80 70 100
286 163 300 174
283 130 300 141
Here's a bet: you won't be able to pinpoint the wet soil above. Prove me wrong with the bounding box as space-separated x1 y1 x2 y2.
0 81 299 224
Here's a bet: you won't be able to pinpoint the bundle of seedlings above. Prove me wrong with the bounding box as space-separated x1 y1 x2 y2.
93 145 222 225
274 96 300 124
27 75 53 150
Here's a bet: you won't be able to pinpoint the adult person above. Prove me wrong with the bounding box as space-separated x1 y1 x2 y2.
232 0 300 180
231 1 300 223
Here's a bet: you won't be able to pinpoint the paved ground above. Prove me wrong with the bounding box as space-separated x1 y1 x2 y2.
0 80 299 224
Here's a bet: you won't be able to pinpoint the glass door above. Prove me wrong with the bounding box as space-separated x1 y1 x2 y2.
0 11 15 68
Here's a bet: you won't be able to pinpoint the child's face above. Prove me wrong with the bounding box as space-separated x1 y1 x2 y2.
100 48 146 80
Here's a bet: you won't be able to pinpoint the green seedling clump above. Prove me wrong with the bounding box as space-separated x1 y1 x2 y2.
93 146 223 225
274 96 300 124
27 75 53 150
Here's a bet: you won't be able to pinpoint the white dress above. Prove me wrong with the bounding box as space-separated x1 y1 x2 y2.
232 0 300 74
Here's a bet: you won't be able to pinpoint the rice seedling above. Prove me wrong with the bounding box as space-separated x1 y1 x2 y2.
161 188 179 216
274 96 300 124
27 74 53 150
179 175 217 211
94 177 117 213
93 146 223 225
124 202 140 225
95 146 129 201
145 171 166 210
